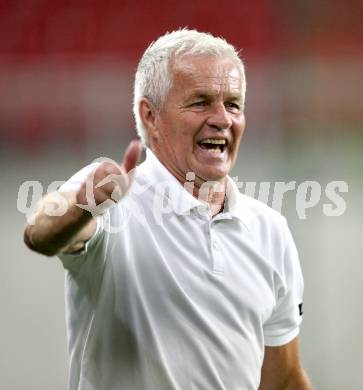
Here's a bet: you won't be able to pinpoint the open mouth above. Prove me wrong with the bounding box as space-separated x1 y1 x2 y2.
197 138 228 153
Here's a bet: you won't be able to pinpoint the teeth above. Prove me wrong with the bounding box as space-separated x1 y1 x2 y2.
200 139 226 145
207 148 221 153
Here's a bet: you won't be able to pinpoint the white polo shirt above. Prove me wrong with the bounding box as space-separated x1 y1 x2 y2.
59 149 304 390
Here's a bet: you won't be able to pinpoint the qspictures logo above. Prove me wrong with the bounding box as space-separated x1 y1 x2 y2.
17 156 349 232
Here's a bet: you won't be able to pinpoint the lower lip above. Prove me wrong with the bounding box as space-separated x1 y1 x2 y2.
195 144 228 162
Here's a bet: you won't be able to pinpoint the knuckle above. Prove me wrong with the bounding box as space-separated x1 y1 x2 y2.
103 162 121 176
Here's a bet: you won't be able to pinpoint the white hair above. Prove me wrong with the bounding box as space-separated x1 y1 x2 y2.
133 28 246 146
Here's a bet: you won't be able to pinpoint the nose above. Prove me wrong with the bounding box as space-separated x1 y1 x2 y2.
206 104 232 130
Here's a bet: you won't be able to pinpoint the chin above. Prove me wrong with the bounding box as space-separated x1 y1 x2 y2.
199 167 229 182
192 155 233 181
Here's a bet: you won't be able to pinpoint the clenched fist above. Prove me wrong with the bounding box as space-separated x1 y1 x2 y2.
76 139 143 216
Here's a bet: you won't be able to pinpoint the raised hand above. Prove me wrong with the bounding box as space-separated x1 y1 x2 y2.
76 139 143 216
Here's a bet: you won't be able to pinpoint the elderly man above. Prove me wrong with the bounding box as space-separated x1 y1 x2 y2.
24 29 311 390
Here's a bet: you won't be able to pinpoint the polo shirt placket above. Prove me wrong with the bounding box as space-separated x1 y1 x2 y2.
209 217 225 276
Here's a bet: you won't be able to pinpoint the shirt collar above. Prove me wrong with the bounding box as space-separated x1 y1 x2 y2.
224 176 251 230
138 149 203 215
138 148 251 228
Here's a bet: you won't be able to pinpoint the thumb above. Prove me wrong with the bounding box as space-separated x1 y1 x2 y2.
123 139 143 173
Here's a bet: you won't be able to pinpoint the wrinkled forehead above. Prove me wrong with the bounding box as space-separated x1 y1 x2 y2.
170 53 243 95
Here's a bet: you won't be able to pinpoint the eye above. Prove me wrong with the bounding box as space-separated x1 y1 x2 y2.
225 102 241 111
190 101 207 107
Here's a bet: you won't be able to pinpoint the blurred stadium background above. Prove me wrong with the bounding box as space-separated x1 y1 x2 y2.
1 1 362 389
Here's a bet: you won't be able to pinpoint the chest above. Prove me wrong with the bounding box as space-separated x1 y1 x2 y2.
110 210 280 328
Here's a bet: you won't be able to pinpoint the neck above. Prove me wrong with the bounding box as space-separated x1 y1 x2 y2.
185 175 227 216
149 147 227 216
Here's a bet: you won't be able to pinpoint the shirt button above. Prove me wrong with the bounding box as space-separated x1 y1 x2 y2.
212 241 219 250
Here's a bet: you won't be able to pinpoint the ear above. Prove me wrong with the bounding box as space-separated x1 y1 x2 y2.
139 98 159 141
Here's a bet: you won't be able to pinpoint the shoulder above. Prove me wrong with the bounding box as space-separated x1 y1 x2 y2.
233 193 292 263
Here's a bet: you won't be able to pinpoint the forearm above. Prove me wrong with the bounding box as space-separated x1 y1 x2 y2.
259 368 312 390
24 141 142 257
24 192 93 256
285 368 312 390
259 340 312 390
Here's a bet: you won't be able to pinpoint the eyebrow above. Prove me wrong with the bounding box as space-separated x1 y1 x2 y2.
188 91 242 101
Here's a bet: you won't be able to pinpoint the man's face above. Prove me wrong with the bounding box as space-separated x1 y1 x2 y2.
151 54 246 184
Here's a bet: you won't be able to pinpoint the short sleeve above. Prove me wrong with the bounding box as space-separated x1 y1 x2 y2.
57 213 107 272
263 219 304 346
56 162 107 272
